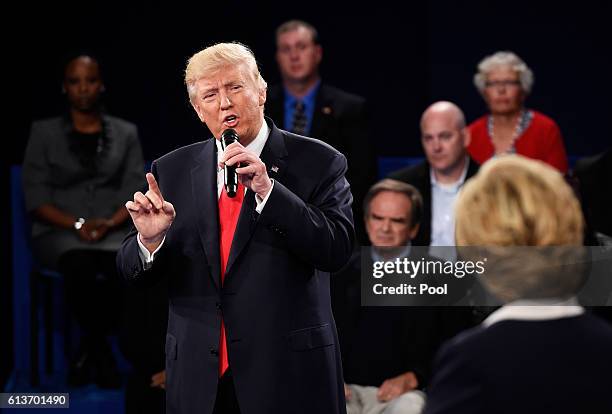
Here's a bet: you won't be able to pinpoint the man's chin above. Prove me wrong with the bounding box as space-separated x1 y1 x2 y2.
286 73 310 83
430 161 449 172
373 244 399 250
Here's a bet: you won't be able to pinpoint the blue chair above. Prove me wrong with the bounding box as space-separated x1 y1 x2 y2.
11 165 69 387
378 156 424 178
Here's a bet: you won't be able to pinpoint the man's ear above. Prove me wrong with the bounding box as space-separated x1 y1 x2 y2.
408 222 420 240
462 127 471 148
259 87 267 107
315 45 323 65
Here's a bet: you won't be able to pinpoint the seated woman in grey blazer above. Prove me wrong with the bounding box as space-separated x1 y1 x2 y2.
22 54 144 388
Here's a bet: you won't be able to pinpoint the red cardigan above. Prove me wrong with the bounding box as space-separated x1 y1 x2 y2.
468 110 568 173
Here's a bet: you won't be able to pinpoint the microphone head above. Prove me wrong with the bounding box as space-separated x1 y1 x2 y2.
221 129 240 149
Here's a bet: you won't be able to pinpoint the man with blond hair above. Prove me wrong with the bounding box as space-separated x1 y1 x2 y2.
117 42 354 414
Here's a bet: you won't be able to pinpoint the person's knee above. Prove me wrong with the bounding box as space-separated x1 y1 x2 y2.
383 391 426 414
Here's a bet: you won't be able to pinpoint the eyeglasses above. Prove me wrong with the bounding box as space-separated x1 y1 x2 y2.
485 80 521 89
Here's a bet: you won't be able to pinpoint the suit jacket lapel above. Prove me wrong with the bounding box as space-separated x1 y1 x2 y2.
420 162 433 246
265 86 285 130
259 119 288 184
191 139 221 290
310 83 329 138
466 157 480 179
225 119 288 275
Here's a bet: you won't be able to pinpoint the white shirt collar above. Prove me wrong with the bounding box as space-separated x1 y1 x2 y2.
430 156 469 192
371 244 412 262
215 120 270 160
482 297 584 328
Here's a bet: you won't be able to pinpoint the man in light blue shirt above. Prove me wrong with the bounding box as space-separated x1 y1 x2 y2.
388 102 479 248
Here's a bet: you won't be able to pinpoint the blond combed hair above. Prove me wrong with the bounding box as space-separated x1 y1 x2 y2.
184 42 267 102
455 155 586 302
456 155 583 246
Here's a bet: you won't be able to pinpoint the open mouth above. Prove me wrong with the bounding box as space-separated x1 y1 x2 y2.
224 115 238 127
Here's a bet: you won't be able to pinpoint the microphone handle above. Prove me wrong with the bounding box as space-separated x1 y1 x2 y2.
221 129 240 198
225 164 238 198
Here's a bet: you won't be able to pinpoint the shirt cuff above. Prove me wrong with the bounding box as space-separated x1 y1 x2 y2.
254 179 274 214
137 233 166 270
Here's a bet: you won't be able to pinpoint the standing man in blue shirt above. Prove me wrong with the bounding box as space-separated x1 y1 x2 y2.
266 20 375 244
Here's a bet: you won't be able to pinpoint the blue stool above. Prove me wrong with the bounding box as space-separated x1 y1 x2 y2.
11 165 70 387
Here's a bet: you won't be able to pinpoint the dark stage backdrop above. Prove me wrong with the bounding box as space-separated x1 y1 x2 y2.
6 1 612 163
3 0 611 388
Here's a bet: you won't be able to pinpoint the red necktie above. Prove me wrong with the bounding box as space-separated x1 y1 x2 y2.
217 183 245 377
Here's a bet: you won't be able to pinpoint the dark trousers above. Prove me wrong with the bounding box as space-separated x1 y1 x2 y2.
57 249 121 366
58 249 121 338
125 371 166 414
213 369 241 414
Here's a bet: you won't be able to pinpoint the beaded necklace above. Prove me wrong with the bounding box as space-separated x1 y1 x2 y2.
487 110 533 154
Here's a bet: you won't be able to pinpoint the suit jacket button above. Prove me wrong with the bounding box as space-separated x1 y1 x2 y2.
210 348 218 356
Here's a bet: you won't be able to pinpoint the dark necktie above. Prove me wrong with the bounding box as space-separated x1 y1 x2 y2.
217 183 245 377
290 100 307 135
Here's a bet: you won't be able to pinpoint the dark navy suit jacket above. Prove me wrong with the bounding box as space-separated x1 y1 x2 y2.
117 118 354 414
266 83 375 244
424 313 612 414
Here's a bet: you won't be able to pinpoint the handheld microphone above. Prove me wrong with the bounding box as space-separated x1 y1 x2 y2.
221 128 240 198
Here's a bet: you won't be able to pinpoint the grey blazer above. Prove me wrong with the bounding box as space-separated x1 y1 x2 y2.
22 114 144 268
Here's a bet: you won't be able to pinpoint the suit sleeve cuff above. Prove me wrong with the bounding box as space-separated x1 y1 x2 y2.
255 179 274 214
137 234 166 270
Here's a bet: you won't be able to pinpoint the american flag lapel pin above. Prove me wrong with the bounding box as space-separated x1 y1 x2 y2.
271 165 279 173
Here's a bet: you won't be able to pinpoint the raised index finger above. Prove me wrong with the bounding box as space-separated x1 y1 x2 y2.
146 173 164 201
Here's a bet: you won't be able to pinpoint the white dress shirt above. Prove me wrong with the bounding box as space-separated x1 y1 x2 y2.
137 121 273 266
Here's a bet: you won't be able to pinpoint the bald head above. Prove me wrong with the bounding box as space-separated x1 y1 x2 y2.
420 101 466 131
420 101 470 183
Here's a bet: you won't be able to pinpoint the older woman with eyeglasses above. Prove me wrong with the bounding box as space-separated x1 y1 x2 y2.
467 51 568 172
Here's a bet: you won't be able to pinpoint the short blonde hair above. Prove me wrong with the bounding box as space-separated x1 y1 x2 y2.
473 51 534 94
184 42 267 102
455 155 586 301
276 19 319 44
